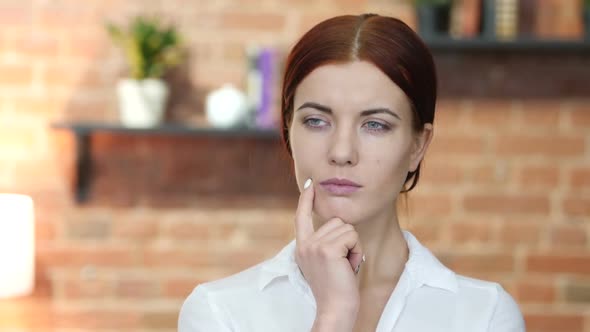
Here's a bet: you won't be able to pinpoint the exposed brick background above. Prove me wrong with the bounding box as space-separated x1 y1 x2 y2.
1 0 589 331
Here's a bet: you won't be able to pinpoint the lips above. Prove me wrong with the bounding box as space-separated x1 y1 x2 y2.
319 178 362 195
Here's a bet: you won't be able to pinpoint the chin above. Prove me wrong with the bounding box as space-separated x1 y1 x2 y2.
314 197 363 225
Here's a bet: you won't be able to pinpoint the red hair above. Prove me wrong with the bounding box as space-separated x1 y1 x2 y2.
280 13 437 192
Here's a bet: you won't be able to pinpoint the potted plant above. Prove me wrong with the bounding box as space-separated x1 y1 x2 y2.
106 16 184 127
411 0 453 39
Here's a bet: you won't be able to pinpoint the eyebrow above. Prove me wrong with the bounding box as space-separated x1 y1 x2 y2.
296 101 401 121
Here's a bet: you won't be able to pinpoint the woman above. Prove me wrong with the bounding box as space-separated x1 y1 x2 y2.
179 13 525 331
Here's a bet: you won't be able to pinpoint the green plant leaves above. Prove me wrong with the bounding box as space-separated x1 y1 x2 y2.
106 16 184 79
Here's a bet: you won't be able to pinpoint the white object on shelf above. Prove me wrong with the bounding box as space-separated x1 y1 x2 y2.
205 84 248 128
117 78 169 128
0 194 35 298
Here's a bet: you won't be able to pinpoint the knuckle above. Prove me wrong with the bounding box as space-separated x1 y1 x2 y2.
342 223 354 232
330 217 344 225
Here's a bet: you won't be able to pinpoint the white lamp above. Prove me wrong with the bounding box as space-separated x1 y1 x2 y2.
0 194 35 298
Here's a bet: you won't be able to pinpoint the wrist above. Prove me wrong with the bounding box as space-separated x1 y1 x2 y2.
312 307 358 332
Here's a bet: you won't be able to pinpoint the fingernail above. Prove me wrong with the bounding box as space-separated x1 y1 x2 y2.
304 178 312 189
362 254 366 262
355 263 361 275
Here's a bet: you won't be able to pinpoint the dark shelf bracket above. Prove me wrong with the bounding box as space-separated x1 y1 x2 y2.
74 130 92 203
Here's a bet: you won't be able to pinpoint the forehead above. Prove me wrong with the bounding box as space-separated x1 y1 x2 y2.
294 61 411 114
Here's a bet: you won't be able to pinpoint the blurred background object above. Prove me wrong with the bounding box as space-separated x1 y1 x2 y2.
107 15 185 128
0 194 35 299
0 0 589 331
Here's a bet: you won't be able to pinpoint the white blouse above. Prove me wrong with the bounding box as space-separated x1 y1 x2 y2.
179 231 525 331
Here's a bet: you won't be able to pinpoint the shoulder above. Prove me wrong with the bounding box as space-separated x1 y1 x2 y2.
203 261 266 291
178 262 268 331
454 275 525 331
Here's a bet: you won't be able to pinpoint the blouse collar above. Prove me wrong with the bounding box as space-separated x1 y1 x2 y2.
258 230 458 298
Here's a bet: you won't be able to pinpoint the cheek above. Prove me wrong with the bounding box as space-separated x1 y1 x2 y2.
367 153 409 187
290 127 320 183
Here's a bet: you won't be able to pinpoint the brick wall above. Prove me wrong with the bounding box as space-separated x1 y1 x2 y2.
1 0 589 331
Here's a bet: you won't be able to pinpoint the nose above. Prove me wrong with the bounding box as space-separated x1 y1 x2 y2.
328 126 358 167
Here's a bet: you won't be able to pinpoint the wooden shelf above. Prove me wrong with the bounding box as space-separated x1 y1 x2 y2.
51 122 281 203
51 122 280 139
424 37 590 53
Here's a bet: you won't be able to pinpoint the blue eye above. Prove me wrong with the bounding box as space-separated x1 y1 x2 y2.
364 121 390 132
303 118 328 129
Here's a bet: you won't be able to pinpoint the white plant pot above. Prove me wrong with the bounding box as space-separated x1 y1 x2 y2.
117 78 169 128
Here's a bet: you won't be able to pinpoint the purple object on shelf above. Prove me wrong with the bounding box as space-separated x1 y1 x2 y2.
257 48 274 128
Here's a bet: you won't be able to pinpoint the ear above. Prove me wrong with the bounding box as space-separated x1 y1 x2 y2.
409 123 434 173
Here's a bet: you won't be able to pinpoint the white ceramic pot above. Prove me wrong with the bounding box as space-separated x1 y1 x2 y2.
117 78 169 128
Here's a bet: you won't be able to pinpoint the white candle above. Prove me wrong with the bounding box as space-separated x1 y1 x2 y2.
0 194 35 298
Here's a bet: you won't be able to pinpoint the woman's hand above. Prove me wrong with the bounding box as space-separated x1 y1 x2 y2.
294 178 365 331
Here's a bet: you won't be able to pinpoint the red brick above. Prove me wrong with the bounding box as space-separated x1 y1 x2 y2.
54 310 140 329
428 134 486 156
10 96 64 118
42 64 104 87
35 219 56 241
112 218 159 240
420 163 464 185
524 313 584 332
569 102 590 128
62 278 113 299
514 280 556 303
162 277 201 298
115 278 160 298
470 164 512 184
163 222 215 240
11 32 60 58
569 168 590 189
64 35 109 59
496 135 585 157
298 13 336 35
245 222 293 242
563 279 590 303
0 64 33 86
519 165 560 188
0 298 54 329
441 253 515 274
405 222 441 245
140 311 178 329
463 194 550 215
500 222 541 246
563 197 590 217
0 126 38 155
0 7 32 27
450 222 494 244
406 193 453 217
550 224 587 247
141 248 215 267
38 8 99 30
468 100 516 127
222 12 286 31
433 100 466 128
526 254 590 275
40 245 136 267
520 100 564 127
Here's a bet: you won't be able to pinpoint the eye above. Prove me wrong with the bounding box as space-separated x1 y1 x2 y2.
303 117 329 129
363 120 391 132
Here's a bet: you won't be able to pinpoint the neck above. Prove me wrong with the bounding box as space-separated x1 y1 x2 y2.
356 208 408 291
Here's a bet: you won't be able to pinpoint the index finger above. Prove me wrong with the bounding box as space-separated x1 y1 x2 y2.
295 178 315 243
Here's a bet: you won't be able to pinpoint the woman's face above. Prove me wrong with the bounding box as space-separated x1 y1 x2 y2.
289 60 432 225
